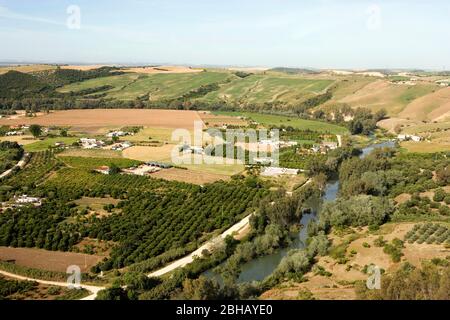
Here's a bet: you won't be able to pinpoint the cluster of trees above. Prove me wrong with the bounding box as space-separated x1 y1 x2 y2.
317 195 395 229
0 141 23 172
356 261 450 300
346 107 386 135
89 180 267 270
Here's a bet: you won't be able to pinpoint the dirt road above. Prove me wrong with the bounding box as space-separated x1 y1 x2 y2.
0 269 105 300
0 153 29 179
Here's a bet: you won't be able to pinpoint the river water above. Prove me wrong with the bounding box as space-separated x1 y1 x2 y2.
204 140 396 283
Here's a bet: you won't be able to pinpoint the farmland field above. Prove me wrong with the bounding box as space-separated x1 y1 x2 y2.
0 247 103 273
0 109 205 133
24 137 79 152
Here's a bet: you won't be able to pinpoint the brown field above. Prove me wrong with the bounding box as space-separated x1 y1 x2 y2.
123 145 174 162
0 247 103 273
0 135 38 145
399 87 450 122
262 222 450 300
0 64 56 74
59 65 113 71
0 109 205 133
122 65 204 74
152 167 230 185
198 111 248 128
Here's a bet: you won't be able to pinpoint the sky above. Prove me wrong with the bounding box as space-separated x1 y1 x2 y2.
0 0 449 69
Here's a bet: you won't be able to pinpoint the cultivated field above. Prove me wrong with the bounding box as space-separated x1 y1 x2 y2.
152 167 230 185
122 65 204 74
0 64 56 74
0 109 205 133
0 247 103 273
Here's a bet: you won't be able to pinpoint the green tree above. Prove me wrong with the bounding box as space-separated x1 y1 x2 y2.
29 124 42 138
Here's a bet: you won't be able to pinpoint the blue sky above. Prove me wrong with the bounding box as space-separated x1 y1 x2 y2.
0 0 449 69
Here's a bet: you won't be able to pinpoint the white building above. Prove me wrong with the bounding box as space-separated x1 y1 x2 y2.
261 167 299 177
106 131 131 138
15 195 41 206
253 157 274 165
398 134 422 142
80 138 105 149
6 131 23 136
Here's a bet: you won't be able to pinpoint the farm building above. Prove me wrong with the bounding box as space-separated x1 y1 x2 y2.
6 131 23 136
398 134 422 142
80 138 105 149
106 131 132 138
14 195 42 206
261 167 299 176
111 141 132 151
123 164 161 176
95 166 110 175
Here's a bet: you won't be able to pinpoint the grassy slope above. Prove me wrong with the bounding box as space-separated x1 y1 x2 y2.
200 74 334 104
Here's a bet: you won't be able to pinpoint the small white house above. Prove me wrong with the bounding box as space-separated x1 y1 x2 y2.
15 195 41 206
80 138 105 149
398 134 422 142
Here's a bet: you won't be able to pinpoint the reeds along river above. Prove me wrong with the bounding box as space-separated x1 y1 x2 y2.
204 140 396 283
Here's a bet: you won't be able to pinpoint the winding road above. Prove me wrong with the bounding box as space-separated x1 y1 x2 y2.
0 153 29 180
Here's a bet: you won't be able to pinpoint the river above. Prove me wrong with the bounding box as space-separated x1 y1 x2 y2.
204 140 396 283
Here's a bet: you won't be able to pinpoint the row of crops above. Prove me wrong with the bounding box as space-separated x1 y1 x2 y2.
404 223 450 245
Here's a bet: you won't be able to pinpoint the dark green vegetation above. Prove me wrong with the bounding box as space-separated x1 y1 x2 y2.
0 275 37 300
356 260 450 300
0 141 23 172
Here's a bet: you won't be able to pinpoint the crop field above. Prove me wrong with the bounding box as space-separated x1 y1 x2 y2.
0 109 205 133
213 111 349 134
0 64 56 75
200 74 334 104
152 167 230 185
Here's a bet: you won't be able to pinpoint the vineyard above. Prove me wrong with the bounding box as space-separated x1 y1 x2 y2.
404 223 450 245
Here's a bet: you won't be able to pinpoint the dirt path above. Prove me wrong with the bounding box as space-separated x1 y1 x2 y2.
0 153 29 180
0 269 105 300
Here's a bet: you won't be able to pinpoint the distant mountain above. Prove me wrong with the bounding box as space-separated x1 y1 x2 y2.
269 67 320 75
